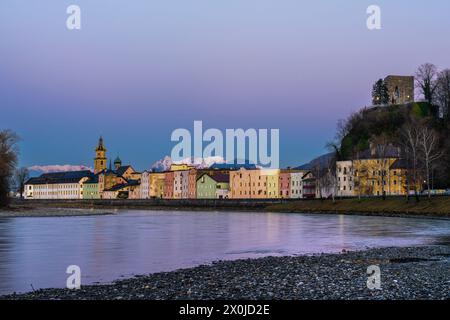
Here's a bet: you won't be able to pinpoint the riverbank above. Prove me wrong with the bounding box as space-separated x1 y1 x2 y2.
267 197 450 218
0 205 114 217
2 245 449 300
8 197 450 218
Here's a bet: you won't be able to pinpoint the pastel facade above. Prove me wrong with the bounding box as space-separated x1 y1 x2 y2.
83 177 100 199
196 173 230 199
140 171 150 199
149 172 165 198
173 170 183 199
301 171 316 199
196 174 217 199
336 160 354 197
353 157 398 197
25 171 93 200
230 168 264 199
163 171 174 199
264 169 280 199
290 171 305 198
279 170 291 198
188 169 197 199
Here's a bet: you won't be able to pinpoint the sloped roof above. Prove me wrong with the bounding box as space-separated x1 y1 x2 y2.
104 179 140 192
197 172 230 183
25 170 94 185
390 159 409 170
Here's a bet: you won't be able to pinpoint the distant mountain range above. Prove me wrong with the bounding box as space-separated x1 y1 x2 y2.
150 156 258 172
294 152 334 170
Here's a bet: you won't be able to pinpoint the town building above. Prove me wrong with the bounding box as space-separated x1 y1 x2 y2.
25 171 94 199
265 169 280 199
102 180 140 199
336 160 354 197
279 170 291 198
196 172 230 199
301 171 316 199
163 171 175 199
83 176 100 199
290 170 307 199
140 171 150 199
188 169 197 199
149 172 165 198
230 168 265 199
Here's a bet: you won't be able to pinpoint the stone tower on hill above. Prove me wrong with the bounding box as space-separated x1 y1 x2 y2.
384 75 414 105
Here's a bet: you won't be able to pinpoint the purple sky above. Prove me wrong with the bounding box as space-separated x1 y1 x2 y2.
1 0 449 171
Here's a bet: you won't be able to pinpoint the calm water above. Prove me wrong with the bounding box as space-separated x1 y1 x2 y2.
0 210 449 295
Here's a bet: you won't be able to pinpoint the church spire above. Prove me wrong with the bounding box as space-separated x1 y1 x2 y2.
94 136 107 174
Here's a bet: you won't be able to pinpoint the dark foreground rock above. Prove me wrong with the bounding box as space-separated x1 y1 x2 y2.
2 246 450 300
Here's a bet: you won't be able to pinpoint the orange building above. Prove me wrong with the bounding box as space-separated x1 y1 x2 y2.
163 171 174 199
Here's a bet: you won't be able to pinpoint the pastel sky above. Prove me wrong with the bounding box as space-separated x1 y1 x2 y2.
1 0 449 171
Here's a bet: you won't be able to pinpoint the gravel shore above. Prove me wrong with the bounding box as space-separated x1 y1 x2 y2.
2 245 449 300
0 206 114 217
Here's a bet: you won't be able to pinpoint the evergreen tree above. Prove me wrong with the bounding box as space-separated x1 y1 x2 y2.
372 79 390 105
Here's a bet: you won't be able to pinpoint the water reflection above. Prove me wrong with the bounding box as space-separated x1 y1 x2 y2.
0 210 449 295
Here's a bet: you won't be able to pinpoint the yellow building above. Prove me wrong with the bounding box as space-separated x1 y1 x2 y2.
149 172 165 198
264 169 280 199
352 157 416 196
170 164 195 171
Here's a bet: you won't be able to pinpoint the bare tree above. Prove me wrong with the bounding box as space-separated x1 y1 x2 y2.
400 123 421 202
370 133 392 200
436 69 450 120
416 63 438 105
0 130 19 207
418 126 443 198
15 167 29 199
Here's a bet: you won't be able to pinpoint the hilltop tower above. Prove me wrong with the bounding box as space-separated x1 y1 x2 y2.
94 136 107 174
384 75 414 105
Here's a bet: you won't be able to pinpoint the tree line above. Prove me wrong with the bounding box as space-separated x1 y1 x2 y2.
0 130 29 207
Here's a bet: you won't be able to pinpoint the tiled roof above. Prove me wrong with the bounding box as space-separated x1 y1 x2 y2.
197 172 230 183
116 165 132 176
390 159 409 170
25 170 94 185
104 179 140 192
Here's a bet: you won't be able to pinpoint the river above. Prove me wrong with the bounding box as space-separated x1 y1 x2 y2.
0 210 449 295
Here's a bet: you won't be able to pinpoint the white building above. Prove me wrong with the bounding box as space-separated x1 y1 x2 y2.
180 170 190 199
140 171 150 199
336 160 354 197
25 171 93 200
290 171 306 199
173 170 183 199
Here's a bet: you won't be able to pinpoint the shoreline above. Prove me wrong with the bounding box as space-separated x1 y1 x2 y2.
0 206 114 218
4 197 450 219
2 245 449 300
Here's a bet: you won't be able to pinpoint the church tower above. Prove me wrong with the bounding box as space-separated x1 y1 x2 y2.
94 136 107 174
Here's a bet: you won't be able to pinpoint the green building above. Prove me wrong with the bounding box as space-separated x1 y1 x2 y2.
196 173 229 199
83 176 100 199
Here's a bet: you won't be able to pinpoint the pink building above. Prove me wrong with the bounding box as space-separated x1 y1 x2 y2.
279 170 291 198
